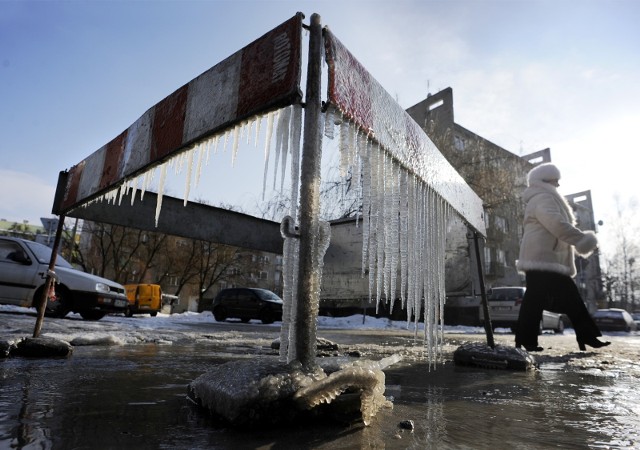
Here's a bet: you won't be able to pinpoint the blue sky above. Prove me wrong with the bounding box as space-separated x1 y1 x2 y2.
1 0 639 258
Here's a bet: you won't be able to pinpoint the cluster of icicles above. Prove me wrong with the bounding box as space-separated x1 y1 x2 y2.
85 103 452 363
324 104 452 363
84 104 303 228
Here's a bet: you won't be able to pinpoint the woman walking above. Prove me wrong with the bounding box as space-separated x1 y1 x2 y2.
515 163 609 352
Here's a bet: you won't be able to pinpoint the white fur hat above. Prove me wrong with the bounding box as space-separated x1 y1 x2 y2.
528 163 561 185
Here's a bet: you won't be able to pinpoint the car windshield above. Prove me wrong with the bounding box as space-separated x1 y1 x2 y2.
488 288 524 301
593 310 621 319
254 289 283 302
24 240 73 268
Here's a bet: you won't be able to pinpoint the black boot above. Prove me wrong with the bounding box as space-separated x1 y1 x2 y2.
577 337 611 351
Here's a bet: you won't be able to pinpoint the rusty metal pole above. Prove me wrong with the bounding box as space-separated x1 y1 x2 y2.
295 13 323 368
472 230 495 348
33 215 66 338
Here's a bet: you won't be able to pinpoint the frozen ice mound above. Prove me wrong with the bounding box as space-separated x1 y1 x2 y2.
187 354 401 426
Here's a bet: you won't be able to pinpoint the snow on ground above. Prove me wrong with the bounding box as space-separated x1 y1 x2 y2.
0 304 486 332
0 304 499 346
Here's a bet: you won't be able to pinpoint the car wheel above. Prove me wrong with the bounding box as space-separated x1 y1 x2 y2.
554 320 565 334
124 307 133 317
40 286 70 318
260 309 275 325
213 307 227 322
80 311 106 321
150 312 158 317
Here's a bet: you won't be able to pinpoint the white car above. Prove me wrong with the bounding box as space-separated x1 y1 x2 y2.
480 286 565 334
0 236 128 320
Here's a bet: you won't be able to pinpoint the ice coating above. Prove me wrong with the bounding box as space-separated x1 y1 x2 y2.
279 216 300 363
188 355 400 426
293 355 400 426
188 358 324 424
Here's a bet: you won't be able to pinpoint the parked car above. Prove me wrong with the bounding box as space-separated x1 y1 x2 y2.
592 309 637 332
479 286 565 334
632 312 640 330
0 236 128 320
209 288 283 324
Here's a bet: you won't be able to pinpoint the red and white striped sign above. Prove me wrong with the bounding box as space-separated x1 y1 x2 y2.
56 13 303 214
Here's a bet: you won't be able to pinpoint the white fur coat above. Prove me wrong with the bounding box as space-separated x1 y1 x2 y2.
516 180 598 277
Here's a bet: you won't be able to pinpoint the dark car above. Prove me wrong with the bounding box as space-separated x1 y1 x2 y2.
0 236 128 320
210 288 283 324
592 308 637 332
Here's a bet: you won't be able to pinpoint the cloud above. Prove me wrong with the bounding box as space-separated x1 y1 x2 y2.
0 170 56 225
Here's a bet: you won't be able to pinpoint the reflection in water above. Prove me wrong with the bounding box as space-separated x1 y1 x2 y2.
1 344 639 449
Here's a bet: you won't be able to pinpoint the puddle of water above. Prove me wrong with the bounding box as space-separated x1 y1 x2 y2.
1 343 639 449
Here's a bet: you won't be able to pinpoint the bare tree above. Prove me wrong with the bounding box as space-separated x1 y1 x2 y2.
192 242 239 303
603 195 640 310
80 222 164 284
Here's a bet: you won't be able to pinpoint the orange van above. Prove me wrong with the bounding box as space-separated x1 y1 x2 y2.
124 284 162 317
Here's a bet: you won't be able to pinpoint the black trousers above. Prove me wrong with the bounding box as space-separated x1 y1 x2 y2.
515 270 601 346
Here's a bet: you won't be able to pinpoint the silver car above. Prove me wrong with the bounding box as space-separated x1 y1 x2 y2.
0 236 128 320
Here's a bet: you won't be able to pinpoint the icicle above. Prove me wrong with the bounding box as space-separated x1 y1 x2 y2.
231 123 241 167
289 104 302 216
367 142 379 306
183 147 195 206
375 147 385 310
361 139 371 275
273 106 291 190
194 144 205 189
255 115 262 148
324 105 336 140
388 161 400 313
155 163 168 226
399 169 408 307
262 110 277 200
129 179 138 206
339 122 350 178
222 129 230 154
280 107 293 191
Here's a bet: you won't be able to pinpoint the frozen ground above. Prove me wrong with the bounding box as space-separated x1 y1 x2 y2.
2 305 640 449
2 304 639 379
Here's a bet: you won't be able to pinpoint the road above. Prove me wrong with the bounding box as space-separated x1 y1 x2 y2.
2 309 640 449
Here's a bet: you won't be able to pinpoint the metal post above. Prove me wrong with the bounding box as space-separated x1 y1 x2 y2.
472 230 494 348
295 13 323 368
33 215 66 338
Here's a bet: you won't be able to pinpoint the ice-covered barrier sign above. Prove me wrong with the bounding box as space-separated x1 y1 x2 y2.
46 11 489 427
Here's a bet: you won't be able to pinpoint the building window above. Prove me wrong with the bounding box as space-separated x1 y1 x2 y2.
496 249 506 266
495 216 507 233
454 135 465 151
484 247 492 274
